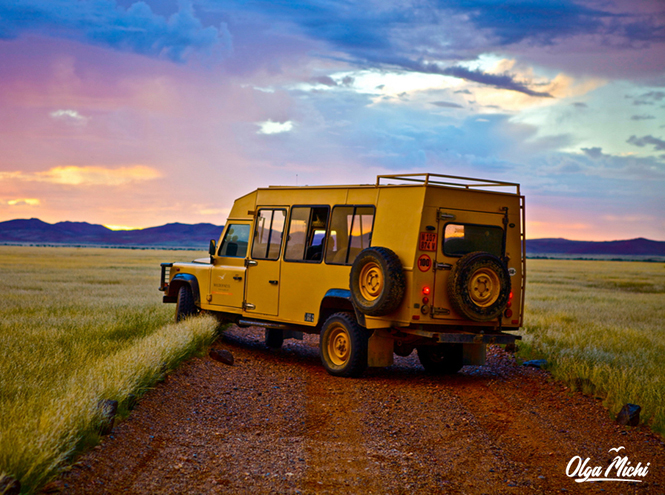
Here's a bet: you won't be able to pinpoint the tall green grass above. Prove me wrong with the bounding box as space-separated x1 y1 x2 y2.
0 246 218 493
520 259 665 435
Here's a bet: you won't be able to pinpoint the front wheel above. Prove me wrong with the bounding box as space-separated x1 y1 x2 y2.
417 344 464 375
175 285 197 322
319 312 368 377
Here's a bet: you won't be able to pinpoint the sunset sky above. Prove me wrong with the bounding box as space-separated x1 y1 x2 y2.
0 0 663 240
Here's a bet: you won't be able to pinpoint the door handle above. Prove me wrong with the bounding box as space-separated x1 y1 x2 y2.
269 280 278 285
233 275 243 281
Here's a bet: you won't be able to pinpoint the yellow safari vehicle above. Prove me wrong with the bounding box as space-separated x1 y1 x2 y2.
159 173 525 377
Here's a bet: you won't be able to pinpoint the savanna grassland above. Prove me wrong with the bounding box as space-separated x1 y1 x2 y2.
0 246 219 493
1 248 664 493
520 259 665 435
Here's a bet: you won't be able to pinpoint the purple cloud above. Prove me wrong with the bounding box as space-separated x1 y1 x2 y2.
627 135 665 151
0 1 231 62
431 101 464 108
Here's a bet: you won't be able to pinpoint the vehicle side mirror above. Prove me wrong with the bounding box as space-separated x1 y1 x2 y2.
209 239 216 262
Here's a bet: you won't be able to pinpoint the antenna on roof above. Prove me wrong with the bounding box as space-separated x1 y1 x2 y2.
296 174 298 186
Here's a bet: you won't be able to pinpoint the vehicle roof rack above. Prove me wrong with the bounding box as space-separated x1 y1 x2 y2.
376 173 520 195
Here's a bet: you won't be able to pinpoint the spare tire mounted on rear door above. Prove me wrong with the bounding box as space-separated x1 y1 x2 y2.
350 247 405 316
447 251 511 322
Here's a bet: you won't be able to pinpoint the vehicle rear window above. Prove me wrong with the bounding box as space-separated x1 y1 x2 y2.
443 223 503 257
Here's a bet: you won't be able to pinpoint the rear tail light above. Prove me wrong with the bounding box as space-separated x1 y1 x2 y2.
422 286 430 296
504 309 513 318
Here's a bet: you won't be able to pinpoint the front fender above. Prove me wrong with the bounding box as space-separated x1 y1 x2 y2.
167 274 201 307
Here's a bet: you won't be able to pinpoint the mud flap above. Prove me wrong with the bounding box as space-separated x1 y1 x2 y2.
368 329 394 367
463 343 486 366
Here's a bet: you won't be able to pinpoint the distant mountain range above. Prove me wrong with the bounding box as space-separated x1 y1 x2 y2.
526 238 665 257
1 218 664 257
0 218 223 249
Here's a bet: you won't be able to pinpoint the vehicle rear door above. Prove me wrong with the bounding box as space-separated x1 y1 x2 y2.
431 207 506 319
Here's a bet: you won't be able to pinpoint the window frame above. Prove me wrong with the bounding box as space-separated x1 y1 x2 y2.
283 204 331 264
325 204 376 266
250 207 288 261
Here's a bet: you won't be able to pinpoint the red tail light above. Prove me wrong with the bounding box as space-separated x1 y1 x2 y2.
422 286 430 295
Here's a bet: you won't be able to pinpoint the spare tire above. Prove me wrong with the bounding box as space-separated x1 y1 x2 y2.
447 251 511 322
350 247 405 316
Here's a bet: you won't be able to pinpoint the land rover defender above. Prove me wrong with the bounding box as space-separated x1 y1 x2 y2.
159 173 525 377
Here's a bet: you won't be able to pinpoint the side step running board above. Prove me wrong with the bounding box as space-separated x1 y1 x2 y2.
238 319 288 330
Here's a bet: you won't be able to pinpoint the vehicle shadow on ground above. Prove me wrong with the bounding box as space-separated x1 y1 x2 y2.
218 325 515 387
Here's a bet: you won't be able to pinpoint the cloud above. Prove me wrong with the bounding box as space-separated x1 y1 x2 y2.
627 135 665 151
0 1 231 62
572 102 588 108
626 91 665 106
446 0 611 46
581 147 605 159
440 65 552 97
50 109 89 125
310 76 337 87
431 101 464 108
0 165 161 186
369 58 553 97
631 114 656 121
6 198 41 206
256 120 294 135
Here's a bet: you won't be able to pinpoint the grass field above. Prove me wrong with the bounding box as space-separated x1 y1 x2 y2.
0 246 219 493
1 248 663 492
519 259 665 436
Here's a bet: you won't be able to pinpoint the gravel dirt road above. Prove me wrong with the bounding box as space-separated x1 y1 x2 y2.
56 326 665 494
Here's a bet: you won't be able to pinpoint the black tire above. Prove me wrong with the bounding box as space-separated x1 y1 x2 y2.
350 247 405 316
175 285 197 322
447 251 511 322
265 328 284 349
319 312 368 377
417 344 464 375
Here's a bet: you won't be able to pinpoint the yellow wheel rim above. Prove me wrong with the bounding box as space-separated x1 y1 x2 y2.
359 261 384 301
468 267 501 308
327 324 350 366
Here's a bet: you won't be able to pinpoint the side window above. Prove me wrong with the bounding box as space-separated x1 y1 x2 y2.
218 224 251 258
251 209 286 260
325 206 375 265
285 206 329 262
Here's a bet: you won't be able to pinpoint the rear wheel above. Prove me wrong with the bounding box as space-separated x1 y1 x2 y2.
175 285 197 322
417 344 464 375
319 312 368 377
265 328 284 349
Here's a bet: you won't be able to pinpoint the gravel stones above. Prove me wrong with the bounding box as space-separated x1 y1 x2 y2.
616 403 641 426
209 348 234 366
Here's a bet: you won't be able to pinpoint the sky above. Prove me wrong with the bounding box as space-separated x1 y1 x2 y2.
0 0 664 240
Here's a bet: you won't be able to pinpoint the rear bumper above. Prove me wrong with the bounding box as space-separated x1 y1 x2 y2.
397 327 520 345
